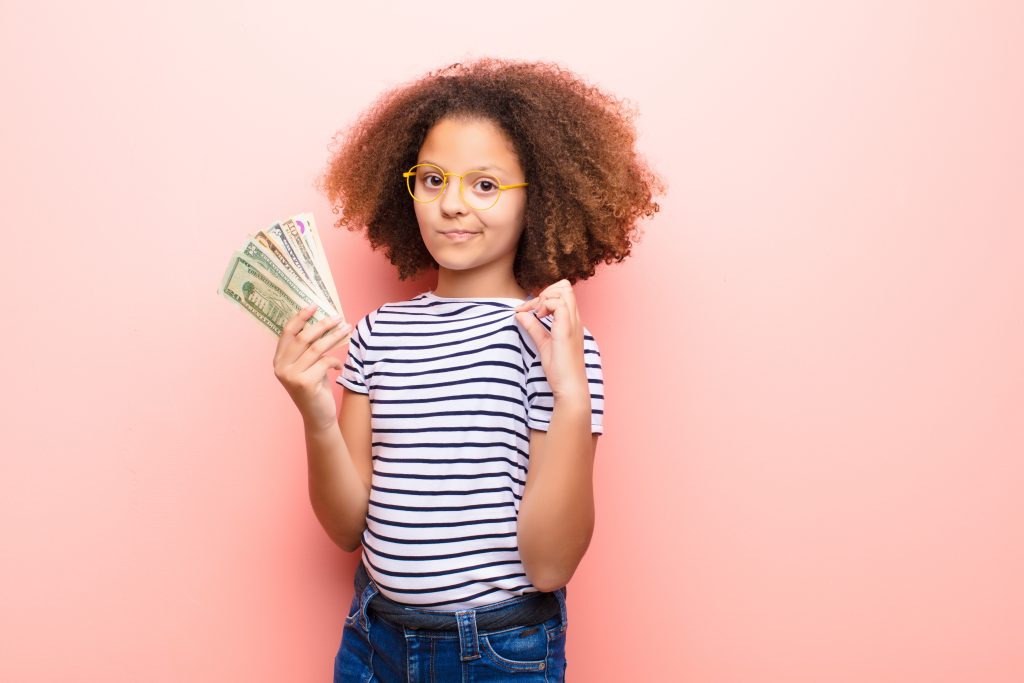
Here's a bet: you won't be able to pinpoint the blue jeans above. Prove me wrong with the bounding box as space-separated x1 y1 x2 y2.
334 563 569 682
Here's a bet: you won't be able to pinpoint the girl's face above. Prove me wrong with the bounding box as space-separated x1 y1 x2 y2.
413 116 528 284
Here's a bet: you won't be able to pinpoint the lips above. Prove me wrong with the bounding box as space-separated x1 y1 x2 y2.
439 229 481 243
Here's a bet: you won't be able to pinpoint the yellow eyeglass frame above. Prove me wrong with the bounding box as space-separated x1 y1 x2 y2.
402 163 528 211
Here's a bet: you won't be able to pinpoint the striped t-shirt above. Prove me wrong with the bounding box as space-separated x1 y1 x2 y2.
335 290 605 610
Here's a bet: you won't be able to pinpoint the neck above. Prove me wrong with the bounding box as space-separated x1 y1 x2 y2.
433 266 529 299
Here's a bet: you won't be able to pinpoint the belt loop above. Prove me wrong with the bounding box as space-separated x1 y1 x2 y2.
554 586 568 630
358 576 379 633
455 609 481 661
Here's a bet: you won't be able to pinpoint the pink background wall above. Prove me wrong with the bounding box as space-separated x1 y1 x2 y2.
2 1 1021 681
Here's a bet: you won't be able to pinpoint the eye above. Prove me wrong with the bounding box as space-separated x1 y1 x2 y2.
422 173 444 188
473 178 498 193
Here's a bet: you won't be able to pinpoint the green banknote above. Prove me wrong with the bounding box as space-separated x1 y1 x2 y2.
217 213 349 339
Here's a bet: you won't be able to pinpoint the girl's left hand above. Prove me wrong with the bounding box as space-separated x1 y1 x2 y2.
514 279 590 403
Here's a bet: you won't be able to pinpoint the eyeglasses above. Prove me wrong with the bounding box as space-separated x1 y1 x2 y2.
402 163 528 211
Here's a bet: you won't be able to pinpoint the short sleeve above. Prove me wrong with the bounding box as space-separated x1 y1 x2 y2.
335 311 372 395
525 323 605 435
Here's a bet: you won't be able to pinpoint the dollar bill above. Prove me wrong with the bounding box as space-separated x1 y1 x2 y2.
295 212 340 308
266 221 312 284
218 252 332 337
252 230 308 287
281 216 336 309
217 212 349 340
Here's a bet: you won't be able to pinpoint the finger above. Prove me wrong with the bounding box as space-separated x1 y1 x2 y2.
514 279 563 312
284 303 319 337
299 355 346 385
314 355 345 375
538 297 580 341
543 296 570 326
556 287 579 325
274 304 319 367
546 282 577 323
533 292 563 318
280 312 346 369
515 308 551 348
514 295 539 312
553 300 580 339
294 322 353 371
297 312 345 346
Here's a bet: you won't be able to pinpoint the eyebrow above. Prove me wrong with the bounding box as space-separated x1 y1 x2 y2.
419 160 506 173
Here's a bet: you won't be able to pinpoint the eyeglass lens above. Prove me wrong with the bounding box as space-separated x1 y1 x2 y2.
408 164 502 210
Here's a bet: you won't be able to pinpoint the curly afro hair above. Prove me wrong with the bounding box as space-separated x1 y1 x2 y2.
316 57 665 293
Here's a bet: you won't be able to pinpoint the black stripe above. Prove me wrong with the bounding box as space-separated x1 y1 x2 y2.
376 308 508 325
401 584 536 608
371 572 527 595
366 513 518 529
373 314 513 338
372 484 522 500
342 365 365 382
371 393 523 406
372 409 528 427
374 376 526 394
374 455 527 472
372 441 528 459
368 359 524 380
369 500 515 514
527 391 604 401
361 537 518 562
363 324 522 352
366 342 521 366
373 470 526 486
526 400 603 413
372 425 528 440
362 553 521 579
365 526 518 545
384 299 516 313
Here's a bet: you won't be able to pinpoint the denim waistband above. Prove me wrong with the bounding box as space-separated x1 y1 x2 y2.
352 559 565 632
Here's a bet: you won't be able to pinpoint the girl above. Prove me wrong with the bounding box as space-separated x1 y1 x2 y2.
273 58 663 681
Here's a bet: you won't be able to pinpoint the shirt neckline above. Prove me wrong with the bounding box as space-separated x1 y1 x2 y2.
422 290 530 303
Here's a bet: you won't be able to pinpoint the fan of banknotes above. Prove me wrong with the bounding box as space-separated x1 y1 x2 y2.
217 212 350 342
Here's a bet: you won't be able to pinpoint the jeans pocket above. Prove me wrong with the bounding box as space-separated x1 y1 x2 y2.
544 618 568 681
343 591 361 627
335 616 374 683
479 620 552 673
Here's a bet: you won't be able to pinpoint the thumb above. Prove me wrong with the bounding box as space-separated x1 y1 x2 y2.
515 310 550 349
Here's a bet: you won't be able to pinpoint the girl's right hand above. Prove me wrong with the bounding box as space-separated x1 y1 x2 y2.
273 304 353 431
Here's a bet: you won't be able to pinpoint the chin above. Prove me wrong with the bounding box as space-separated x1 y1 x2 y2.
432 258 480 272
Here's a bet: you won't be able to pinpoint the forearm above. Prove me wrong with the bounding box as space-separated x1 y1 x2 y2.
517 395 596 591
304 421 370 552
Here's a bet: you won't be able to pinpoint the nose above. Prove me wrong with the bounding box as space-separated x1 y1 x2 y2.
438 175 469 216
